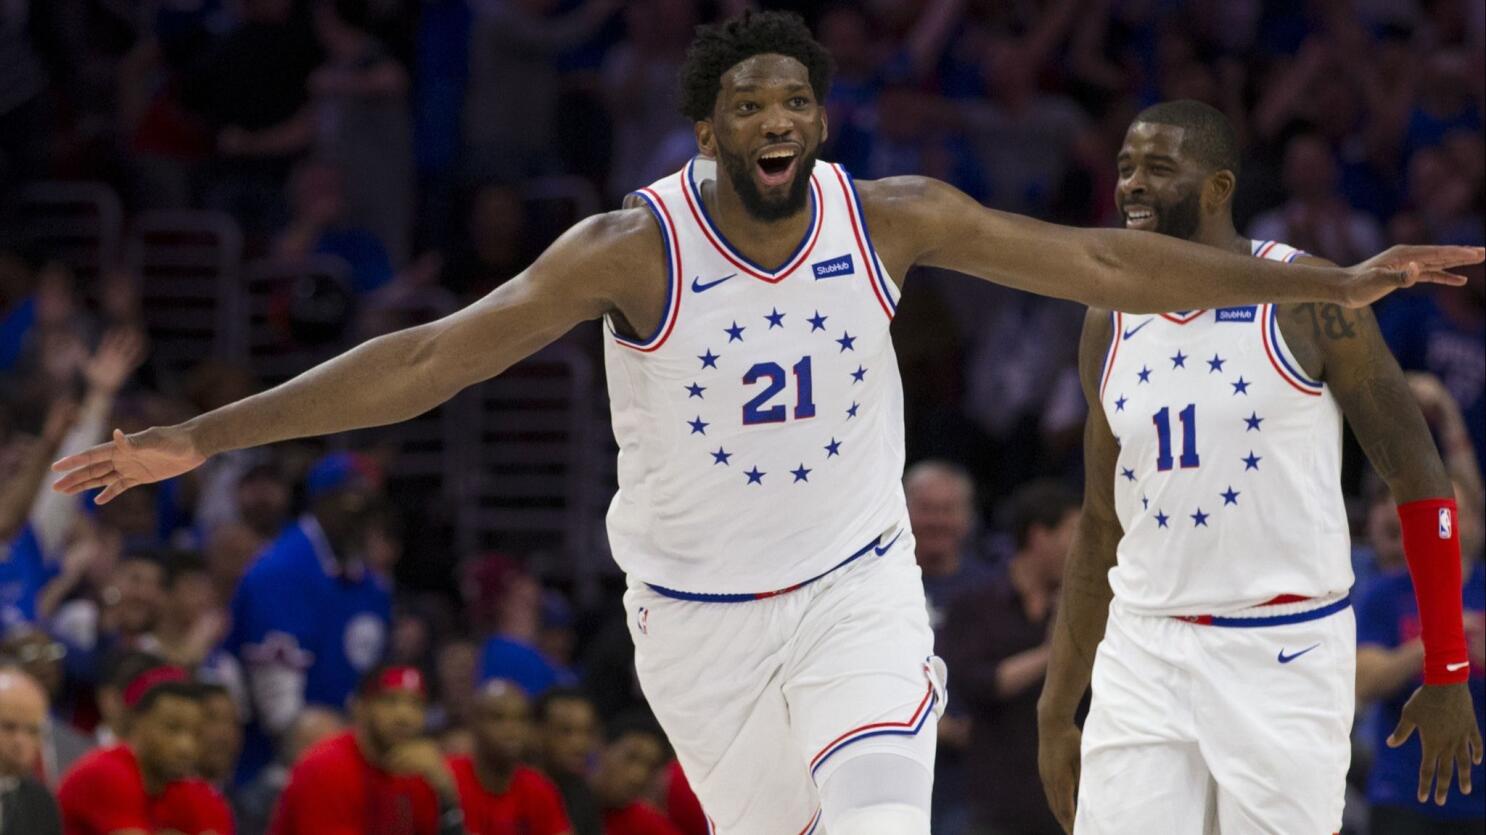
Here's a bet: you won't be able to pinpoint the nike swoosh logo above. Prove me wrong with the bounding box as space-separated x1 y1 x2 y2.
1123 318 1155 339
874 530 904 556
1446 661 1470 672
1277 643 1321 664
691 273 736 293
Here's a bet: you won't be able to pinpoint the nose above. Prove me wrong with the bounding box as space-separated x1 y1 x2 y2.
1120 170 1148 200
761 105 794 140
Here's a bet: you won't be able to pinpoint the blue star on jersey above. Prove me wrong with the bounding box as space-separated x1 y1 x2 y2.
712 447 732 465
808 311 828 332
686 382 706 398
1191 508 1210 527
699 349 719 369
1121 467 1137 482
765 308 785 328
1207 353 1226 373
791 463 812 483
1231 376 1250 395
1155 510 1170 528
846 401 860 418
1171 350 1187 369
1242 451 1262 470
850 365 867 383
1244 412 1263 431
1115 394 1128 412
725 321 746 342
744 466 766 485
1137 366 1152 383
836 331 856 352
688 416 709 435
824 438 842 457
1221 486 1240 506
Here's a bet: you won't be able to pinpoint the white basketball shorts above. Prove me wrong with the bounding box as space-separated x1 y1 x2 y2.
622 524 946 835
1077 595 1356 834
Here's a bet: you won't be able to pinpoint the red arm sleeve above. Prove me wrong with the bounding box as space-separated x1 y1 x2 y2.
1398 498 1470 685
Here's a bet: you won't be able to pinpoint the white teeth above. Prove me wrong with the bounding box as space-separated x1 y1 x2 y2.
761 149 796 160
1126 208 1153 220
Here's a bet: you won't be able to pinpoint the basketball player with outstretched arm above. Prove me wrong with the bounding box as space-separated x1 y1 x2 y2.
53 15 1480 835
1037 100 1483 834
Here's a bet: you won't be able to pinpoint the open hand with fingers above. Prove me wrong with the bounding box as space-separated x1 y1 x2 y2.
51 425 205 504
1342 246 1483 307
1387 682 1484 805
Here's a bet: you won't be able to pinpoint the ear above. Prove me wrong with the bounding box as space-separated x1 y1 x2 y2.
1205 170 1237 211
695 120 716 158
820 107 829 145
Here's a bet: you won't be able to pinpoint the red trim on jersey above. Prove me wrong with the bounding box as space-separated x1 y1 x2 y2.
613 186 685 353
1255 240 1280 260
1259 304 1324 396
796 808 822 835
1261 593 1313 606
831 165 894 320
679 163 825 283
1099 312 1122 401
1159 310 1208 324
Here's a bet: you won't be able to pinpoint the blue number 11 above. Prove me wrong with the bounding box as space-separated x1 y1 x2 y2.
1152 403 1199 471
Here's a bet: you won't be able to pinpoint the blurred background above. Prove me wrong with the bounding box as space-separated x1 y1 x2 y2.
0 1 1481 833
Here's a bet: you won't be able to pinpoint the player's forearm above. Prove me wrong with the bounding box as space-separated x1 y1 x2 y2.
1037 523 1118 722
1074 229 1351 313
184 324 457 458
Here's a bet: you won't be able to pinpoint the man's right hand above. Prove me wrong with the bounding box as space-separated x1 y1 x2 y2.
1038 716 1082 834
50 425 205 504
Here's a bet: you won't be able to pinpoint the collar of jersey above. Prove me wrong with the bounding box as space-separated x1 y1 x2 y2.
681 156 824 283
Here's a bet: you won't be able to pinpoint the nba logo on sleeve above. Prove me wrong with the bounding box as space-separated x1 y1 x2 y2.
812 254 854 279
1440 508 1453 539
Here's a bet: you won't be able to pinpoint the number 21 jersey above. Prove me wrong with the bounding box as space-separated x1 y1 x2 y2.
602 158 907 595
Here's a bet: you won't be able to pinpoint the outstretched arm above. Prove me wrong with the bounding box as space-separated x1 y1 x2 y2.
1275 269 1483 807
859 176 1480 312
1037 309 1124 833
53 209 663 502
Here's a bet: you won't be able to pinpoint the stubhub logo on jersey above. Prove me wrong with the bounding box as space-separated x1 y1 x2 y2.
812 254 855 280
1216 306 1257 322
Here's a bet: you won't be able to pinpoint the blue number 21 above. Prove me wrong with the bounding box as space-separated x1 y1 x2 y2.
1152 403 1200 471
743 356 816 424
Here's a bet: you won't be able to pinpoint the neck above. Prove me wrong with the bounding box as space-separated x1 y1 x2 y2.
353 727 385 769
1191 216 1247 255
703 175 812 266
475 753 516 794
130 746 168 796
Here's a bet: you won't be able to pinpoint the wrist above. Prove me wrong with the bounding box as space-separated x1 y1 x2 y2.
1037 694 1080 724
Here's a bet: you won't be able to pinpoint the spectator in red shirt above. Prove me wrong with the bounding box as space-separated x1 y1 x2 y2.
58 662 234 835
534 688 603 835
662 760 706 835
448 678 571 835
268 665 465 835
590 715 680 835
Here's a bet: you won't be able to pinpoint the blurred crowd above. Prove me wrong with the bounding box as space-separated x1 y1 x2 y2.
0 1 1482 834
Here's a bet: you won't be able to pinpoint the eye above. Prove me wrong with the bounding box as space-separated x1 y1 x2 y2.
1149 165 1173 176
737 101 759 114
789 96 810 107
1117 166 1133 178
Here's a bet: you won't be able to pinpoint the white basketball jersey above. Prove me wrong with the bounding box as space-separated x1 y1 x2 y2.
602 158 907 594
1098 239 1353 616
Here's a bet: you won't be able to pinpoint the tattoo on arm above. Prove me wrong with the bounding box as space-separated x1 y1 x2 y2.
1295 303 1360 341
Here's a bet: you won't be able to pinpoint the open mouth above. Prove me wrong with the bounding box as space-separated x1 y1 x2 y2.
1123 205 1157 231
755 146 800 188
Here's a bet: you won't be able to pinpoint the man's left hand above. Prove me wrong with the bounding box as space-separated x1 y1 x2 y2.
1387 682 1484 805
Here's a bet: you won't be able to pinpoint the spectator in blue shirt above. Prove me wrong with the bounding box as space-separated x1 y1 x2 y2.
226 451 391 781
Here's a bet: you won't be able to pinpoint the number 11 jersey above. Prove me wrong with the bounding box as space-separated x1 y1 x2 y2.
1098 240 1352 617
602 158 907 595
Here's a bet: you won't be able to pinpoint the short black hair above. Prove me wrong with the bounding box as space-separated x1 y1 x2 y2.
535 687 595 723
605 709 669 755
1005 479 1081 550
1133 99 1241 177
105 650 168 692
679 10 834 122
133 681 204 715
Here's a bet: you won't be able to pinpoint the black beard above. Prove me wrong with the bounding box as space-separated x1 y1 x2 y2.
716 142 818 222
1154 189 1202 239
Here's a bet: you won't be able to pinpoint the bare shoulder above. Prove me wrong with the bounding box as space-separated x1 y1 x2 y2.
853 175 964 220
851 176 973 276
565 206 664 268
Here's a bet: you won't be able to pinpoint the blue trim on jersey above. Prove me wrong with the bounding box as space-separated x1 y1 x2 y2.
1265 304 1323 388
646 529 902 602
840 169 897 313
612 190 676 347
808 690 938 779
686 157 818 277
1206 595 1351 628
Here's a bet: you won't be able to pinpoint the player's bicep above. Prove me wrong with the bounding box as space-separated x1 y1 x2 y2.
1291 299 1450 500
1076 309 1121 529
422 210 657 389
